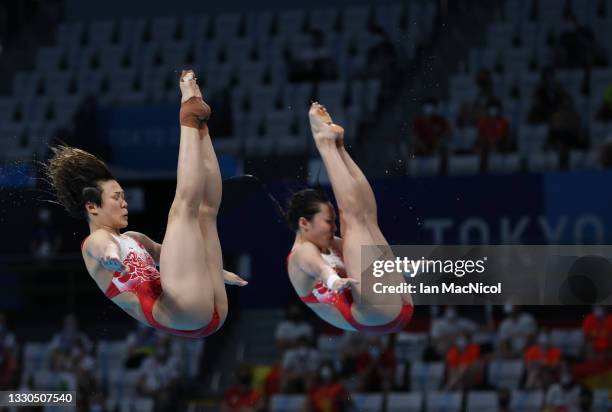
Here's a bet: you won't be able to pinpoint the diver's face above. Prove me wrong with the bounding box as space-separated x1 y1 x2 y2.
301 202 337 250
88 180 129 229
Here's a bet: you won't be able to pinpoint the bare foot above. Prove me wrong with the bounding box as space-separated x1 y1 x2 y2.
308 102 344 145
179 69 210 129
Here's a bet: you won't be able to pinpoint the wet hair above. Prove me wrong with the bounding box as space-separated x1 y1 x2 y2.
285 187 330 232
45 145 115 220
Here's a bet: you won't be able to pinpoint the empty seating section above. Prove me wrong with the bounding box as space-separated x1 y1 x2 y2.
441 0 612 175
1 4 437 161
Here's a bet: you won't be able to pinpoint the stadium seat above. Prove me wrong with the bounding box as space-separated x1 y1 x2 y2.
488 154 521 174
425 391 462 412
409 156 441 177
487 360 524 389
350 393 383 412
387 392 423 412
395 332 429 362
466 390 498 412
526 151 559 172
410 361 445 391
269 394 306 412
510 390 544 412
448 154 480 176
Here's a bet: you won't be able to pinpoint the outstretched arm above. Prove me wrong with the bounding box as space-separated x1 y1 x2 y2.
84 231 127 273
294 242 358 292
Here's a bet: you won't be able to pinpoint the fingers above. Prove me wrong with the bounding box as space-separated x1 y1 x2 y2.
100 256 127 273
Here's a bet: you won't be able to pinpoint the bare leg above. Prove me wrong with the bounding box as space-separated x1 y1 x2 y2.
309 103 406 324
336 139 412 307
156 70 219 331
196 123 228 326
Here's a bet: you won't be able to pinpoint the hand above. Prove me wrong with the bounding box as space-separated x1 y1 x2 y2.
331 277 359 292
223 270 248 286
99 254 127 273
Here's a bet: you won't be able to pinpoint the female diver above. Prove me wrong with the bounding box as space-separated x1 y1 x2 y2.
286 103 413 333
46 70 246 338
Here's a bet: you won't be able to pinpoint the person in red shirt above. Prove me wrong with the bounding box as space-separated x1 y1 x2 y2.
476 101 510 153
582 305 612 360
308 362 351 412
524 332 562 389
353 335 396 392
222 364 264 412
444 334 483 390
413 99 452 155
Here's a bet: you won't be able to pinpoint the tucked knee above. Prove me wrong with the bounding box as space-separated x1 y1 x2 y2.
168 200 199 220
198 204 218 221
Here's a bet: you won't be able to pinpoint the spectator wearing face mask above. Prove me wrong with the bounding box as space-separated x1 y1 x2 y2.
476 100 511 153
222 364 264 412
353 335 396 393
524 331 562 389
308 362 351 412
412 98 452 156
280 336 320 393
429 306 478 360
136 335 181 411
544 368 582 412
275 303 313 351
444 333 483 390
582 305 612 360
497 305 537 358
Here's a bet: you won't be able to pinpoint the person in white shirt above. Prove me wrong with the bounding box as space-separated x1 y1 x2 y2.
275 304 313 351
497 304 537 357
280 336 320 393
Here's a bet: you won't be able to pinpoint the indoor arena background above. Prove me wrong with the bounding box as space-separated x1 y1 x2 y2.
0 0 611 411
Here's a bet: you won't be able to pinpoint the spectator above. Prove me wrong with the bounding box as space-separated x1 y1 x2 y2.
524 331 562 389
413 98 452 155
429 306 478 360
136 334 181 411
476 100 511 153
222 364 264 412
275 303 313 351
49 314 92 369
457 68 497 127
353 335 396 392
544 369 582 412
596 84 612 121
280 336 320 393
555 14 608 69
528 67 572 124
365 24 400 98
547 97 584 153
307 362 351 412
444 333 483 390
124 322 160 369
0 344 17 390
582 305 612 360
497 305 537 358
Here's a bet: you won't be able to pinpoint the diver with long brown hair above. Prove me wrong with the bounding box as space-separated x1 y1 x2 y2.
46 70 246 337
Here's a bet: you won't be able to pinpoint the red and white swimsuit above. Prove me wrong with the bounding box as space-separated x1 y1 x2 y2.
83 234 219 338
290 248 413 333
